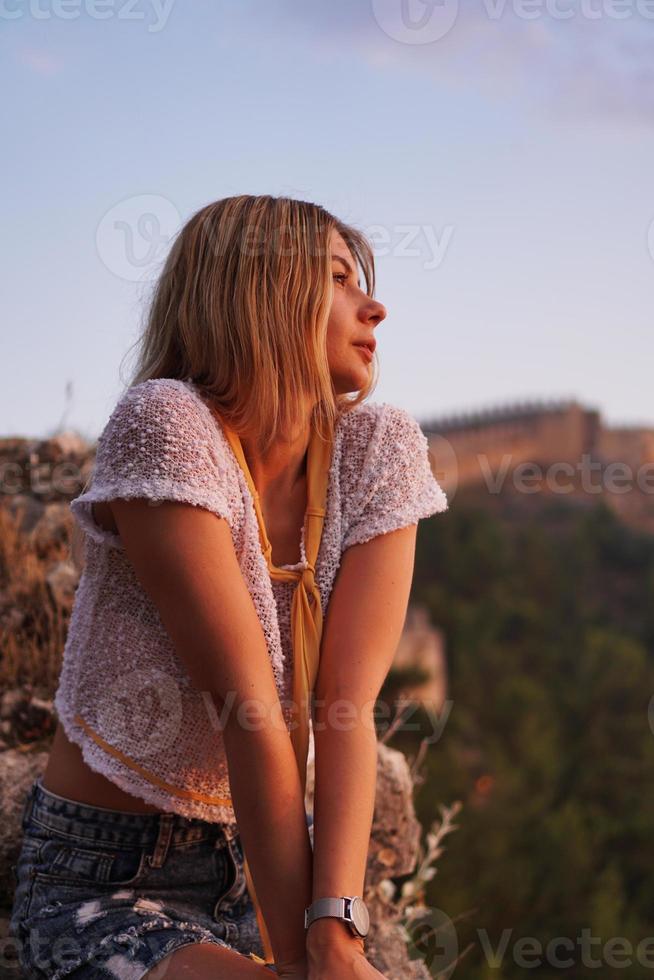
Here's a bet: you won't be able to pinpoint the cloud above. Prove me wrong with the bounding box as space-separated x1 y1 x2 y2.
265 0 654 127
16 47 65 76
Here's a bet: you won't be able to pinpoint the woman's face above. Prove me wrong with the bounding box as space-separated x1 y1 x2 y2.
326 229 386 395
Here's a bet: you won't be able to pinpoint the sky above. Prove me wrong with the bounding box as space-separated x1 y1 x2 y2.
2 0 653 442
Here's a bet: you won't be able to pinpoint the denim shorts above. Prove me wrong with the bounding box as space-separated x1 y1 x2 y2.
9 776 313 978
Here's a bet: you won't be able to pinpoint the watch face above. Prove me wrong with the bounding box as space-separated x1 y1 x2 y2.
349 897 370 937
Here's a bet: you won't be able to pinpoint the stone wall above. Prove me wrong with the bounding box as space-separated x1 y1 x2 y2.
422 398 654 535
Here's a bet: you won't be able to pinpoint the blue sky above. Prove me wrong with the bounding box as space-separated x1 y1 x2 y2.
2 0 653 441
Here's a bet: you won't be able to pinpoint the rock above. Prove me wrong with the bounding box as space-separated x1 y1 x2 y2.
367 742 424 883
45 560 79 609
0 690 24 721
366 899 434 979
2 495 44 536
0 741 436 978
50 431 91 457
303 733 423 881
392 605 447 713
0 607 26 634
363 743 433 979
0 748 50 905
0 434 93 505
0 690 55 747
30 502 75 556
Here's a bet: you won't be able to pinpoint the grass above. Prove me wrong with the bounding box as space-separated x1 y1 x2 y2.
0 503 71 696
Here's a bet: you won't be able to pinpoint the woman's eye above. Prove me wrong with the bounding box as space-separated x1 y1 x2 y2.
333 273 348 285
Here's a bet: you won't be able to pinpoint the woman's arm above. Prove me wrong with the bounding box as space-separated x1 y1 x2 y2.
308 523 419 967
111 498 312 969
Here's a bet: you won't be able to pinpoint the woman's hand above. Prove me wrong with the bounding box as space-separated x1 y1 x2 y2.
307 945 386 979
274 956 308 978
306 920 387 979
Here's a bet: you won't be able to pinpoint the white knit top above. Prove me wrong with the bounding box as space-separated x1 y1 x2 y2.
54 377 449 824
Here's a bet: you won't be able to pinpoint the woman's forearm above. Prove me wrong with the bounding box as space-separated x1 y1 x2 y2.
309 697 378 947
222 707 313 967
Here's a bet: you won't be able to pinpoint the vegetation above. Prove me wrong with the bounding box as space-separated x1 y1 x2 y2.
381 497 654 978
0 505 71 694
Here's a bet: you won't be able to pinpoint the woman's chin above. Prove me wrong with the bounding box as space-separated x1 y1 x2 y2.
332 370 369 396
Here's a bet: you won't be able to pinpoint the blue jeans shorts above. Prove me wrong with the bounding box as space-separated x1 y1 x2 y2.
10 776 313 978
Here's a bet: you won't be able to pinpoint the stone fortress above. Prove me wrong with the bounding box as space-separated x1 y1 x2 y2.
419 398 654 536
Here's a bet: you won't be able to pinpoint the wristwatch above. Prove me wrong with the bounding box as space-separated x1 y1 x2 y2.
304 896 370 939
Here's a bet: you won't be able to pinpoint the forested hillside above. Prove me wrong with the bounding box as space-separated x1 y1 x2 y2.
387 496 654 978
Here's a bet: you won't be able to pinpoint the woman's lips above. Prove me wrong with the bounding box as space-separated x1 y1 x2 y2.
353 344 373 362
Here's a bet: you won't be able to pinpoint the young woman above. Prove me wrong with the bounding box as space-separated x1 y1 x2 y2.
9 195 448 979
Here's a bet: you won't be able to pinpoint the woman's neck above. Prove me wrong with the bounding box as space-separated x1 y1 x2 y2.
241 420 311 501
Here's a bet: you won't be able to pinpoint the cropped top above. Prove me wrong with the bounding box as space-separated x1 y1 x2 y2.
54 377 449 825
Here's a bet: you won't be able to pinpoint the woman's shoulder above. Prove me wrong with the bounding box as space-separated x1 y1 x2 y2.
100 377 228 453
91 376 237 493
107 376 210 425
71 378 241 549
336 399 426 460
334 400 416 499
337 400 448 547
335 398 444 499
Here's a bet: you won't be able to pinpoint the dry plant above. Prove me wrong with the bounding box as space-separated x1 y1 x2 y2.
0 504 70 695
379 697 477 977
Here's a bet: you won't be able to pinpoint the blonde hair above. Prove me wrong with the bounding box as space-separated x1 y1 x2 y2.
71 195 380 572
123 193 380 454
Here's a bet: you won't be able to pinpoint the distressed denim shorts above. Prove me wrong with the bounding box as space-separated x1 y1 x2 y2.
10 776 313 978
